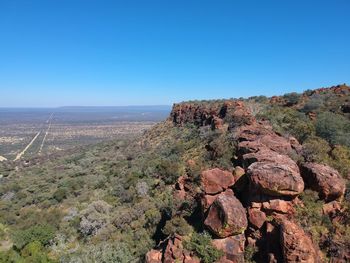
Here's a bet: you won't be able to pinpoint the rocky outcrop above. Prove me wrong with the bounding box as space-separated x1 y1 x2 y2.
247 162 304 197
212 234 245 263
204 189 247 238
201 168 235 195
301 163 346 201
280 219 320 263
147 98 341 262
170 100 255 130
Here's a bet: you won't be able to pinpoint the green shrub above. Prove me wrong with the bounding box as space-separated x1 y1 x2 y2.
258 107 315 142
316 112 350 146
52 188 68 202
302 95 324 113
156 159 182 185
184 232 224 263
330 145 350 177
12 224 56 250
283 92 301 106
302 136 331 163
295 190 332 245
244 244 259 263
21 241 55 262
0 249 23 263
162 216 192 236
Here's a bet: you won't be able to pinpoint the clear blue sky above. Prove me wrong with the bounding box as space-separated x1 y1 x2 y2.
0 0 349 107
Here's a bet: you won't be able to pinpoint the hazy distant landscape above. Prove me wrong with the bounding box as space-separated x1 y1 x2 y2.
0 106 170 161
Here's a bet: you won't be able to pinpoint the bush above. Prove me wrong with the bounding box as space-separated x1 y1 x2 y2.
21 241 54 262
156 159 182 185
316 112 350 146
302 136 331 163
184 232 224 263
258 107 315 142
12 224 56 250
283 92 301 106
302 95 324 113
53 188 68 202
295 190 332 244
330 145 350 178
79 200 112 237
162 216 192 236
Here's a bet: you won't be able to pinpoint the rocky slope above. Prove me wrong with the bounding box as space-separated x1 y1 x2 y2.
0 85 349 263
146 86 350 263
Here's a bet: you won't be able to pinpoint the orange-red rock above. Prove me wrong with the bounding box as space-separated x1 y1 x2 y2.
301 163 346 201
247 161 304 197
212 234 245 263
248 207 267 229
204 189 247 238
145 249 162 263
280 219 320 263
201 168 235 195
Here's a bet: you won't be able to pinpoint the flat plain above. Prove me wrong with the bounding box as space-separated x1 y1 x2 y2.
0 106 170 161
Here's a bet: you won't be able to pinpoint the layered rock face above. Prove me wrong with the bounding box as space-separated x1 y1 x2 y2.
147 100 346 263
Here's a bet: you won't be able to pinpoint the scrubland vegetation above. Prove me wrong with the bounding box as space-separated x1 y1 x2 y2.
0 85 349 262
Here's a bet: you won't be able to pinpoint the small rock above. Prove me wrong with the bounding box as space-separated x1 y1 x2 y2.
248 208 267 229
145 249 162 263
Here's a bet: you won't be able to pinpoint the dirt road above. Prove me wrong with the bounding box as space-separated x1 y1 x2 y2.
14 131 41 161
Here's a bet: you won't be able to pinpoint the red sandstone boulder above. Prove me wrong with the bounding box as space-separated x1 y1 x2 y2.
242 148 299 172
212 234 245 263
247 162 304 197
204 189 248 238
201 168 235 195
262 200 295 215
258 134 295 156
280 219 320 263
248 207 267 229
145 249 162 263
201 194 219 213
301 163 346 202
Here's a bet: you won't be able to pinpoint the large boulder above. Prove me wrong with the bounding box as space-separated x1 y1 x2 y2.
204 189 248 238
236 124 297 156
247 162 304 197
201 168 235 195
280 219 320 263
212 234 245 263
242 148 299 172
300 163 346 202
